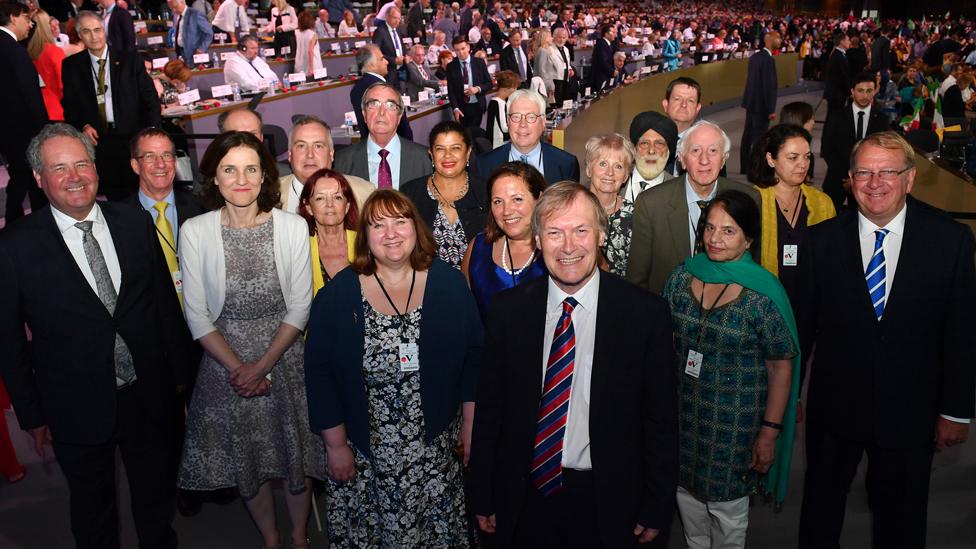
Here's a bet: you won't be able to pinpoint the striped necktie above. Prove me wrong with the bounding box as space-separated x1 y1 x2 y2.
866 229 890 320
530 296 578 496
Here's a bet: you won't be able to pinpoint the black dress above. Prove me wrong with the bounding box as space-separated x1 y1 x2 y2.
485 98 509 149
400 171 488 246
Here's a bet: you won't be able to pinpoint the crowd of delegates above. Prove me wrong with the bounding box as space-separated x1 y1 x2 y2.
1 1 975 548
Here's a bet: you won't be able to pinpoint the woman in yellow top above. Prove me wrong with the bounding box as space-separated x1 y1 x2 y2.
749 124 836 303
298 168 358 294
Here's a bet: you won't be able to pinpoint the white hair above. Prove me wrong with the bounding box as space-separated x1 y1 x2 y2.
676 120 731 158
506 88 547 115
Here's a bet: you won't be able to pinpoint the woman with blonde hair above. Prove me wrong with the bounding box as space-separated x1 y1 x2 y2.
532 28 559 104
264 0 297 56
27 9 65 121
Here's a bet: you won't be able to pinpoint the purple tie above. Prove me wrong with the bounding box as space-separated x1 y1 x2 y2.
378 149 393 189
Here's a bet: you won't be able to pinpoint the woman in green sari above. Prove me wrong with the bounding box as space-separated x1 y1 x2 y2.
662 189 800 548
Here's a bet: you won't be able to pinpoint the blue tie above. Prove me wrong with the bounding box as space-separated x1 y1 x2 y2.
520 155 529 165
865 229 890 320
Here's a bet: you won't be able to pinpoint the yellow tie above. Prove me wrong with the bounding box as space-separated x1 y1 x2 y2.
153 201 182 308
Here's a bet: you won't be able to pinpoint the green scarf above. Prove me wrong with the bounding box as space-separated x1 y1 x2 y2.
684 251 800 506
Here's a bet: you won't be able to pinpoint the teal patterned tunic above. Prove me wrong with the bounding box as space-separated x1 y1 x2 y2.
663 265 796 502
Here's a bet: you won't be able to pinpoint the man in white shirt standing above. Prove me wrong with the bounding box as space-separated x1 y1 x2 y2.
470 181 678 547
223 35 278 90
211 0 250 43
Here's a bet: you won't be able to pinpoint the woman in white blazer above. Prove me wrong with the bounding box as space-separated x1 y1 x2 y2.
264 0 298 57
531 28 560 104
177 131 324 549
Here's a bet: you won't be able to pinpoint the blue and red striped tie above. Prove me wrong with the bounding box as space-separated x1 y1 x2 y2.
530 296 579 496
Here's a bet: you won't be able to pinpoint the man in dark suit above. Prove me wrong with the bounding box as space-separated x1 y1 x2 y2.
350 45 413 140
0 2 48 224
590 24 616 92
372 6 405 88
474 89 580 184
446 34 492 130
821 71 889 211
96 0 135 53
499 29 532 89
846 34 868 78
404 44 442 101
334 82 431 190
797 131 975 549
470 181 678 547
0 123 192 549
556 6 577 59
739 31 780 175
870 27 892 88
627 120 760 294
405 0 428 42
62 11 161 200
822 32 851 117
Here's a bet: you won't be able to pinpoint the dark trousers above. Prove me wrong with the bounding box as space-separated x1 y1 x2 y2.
95 130 139 201
740 111 771 174
459 101 484 130
511 469 601 548
52 384 178 549
2 143 48 224
822 166 852 212
798 424 934 549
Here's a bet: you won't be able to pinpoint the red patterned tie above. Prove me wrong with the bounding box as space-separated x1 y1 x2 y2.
378 149 393 189
530 296 578 496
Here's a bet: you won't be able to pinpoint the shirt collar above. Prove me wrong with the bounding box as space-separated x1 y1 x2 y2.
858 203 907 238
89 48 109 63
52 202 103 234
365 71 386 81
684 175 718 205
853 102 871 116
510 141 542 160
0 27 17 41
137 189 176 212
367 133 401 155
547 268 600 312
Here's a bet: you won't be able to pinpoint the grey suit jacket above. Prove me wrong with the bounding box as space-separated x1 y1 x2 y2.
626 175 761 294
405 61 440 101
333 136 433 190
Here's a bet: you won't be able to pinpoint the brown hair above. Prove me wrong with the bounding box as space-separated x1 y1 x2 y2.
297 168 360 234
484 161 547 243
352 190 436 275
198 131 280 211
163 59 192 83
494 69 521 90
531 181 607 238
298 10 315 31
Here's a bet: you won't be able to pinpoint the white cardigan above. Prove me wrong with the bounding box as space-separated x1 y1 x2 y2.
179 208 313 340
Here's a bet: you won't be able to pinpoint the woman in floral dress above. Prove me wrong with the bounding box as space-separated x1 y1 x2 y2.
583 133 637 276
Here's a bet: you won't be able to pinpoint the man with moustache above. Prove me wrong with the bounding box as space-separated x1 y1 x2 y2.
470 181 678 547
624 111 678 203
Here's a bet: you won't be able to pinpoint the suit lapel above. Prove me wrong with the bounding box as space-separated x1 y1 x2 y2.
839 212 879 323
880 200 919 323
588 274 614 427
666 177 691 258
40 206 112 315
100 204 132 316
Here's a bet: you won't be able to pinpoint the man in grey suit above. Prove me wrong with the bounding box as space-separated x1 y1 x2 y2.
627 120 761 294
333 82 432 190
405 44 444 101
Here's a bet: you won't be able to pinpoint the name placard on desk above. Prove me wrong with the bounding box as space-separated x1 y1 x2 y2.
263 48 276 57
280 46 292 56
221 52 234 60
640 66 652 75
147 35 164 46
354 41 366 48
401 95 411 107
178 88 201 106
211 84 233 98
215 32 228 42
418 90 430 101
152 57 169 69
288 72 306 83
313 68 328 79
134 21 147 32
331 42 341 51
246 8 257 15
193 53 210 64
562 99 573 109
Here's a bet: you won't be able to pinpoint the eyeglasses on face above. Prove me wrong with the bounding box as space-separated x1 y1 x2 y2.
508 112 542 124
850 166 911 182
364 99 403 113
137 152 177 164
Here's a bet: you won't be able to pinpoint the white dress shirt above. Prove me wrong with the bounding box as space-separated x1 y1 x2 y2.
223 51 278 90
508 142 543 175
852 103 872 140
685 176 718 253
468 25 481 44
426 42 450 65
624 166 667 203
541 270 600 469
89 48 115 124
283 174 302 213
138 189 179 242
212 0 250 34
366 134 403 189
175 9 187 47
52 204 122 296
857 206 970 424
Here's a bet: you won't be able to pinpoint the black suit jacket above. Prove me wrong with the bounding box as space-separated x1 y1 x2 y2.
870 35 891 73
846 45 867 78
474 142 581 184
741 49 777 115
120 188 209 232
446 55 492 114
796 197 976 448
499 44 533 88
821 103 889 192
61 49 161 134
822 49 850 110
591 38 615 91
349 72 413 141
0 203 193 446
106 5 136 54
371 22 403 85
405 1 428 39
469 273 678 546
0 31 47 149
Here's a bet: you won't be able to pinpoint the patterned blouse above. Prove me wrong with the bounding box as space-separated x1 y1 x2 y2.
427 186 469 270
601 197 635 277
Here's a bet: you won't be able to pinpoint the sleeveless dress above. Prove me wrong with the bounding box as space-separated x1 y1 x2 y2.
467 232 547 322
178 217 325 499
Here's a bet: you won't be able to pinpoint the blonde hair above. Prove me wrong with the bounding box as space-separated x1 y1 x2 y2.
583 133 636 181
849 131 916 171
27 9 55 60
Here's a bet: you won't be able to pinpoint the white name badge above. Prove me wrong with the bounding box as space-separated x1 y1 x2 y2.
354 40 366 48
584 86 591 96
701 55 709 62
685 349 703 378
221 52 234 60
193 53 210 64
399 342 419 372
178 88 201 105
172 270 183 294
280 46 292 55
211 84 233 98
263 48 276 57
783 244 798 267
331 42 341 51
96 93 106 105
288 72 306 83
147 35 164 45
562 99 573 109
486 47 492 55
418 90 430 101
152 57 169 69
313 67 328 79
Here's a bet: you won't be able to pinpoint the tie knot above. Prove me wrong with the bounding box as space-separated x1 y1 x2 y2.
153 201 168 215
563 296 579 312
98 58 105 68
697 200 710 210
74 220 94 234
874 228 890 242
520 155 529 164
379 149 389 159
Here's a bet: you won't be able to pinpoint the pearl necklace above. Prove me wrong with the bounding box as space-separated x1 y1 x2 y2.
501 237 536 275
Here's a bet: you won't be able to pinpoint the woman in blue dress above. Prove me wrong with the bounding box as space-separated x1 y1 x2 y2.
663 29 683 72
461 162 548 322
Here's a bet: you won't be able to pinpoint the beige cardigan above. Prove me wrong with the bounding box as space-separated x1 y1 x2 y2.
178 208 313 340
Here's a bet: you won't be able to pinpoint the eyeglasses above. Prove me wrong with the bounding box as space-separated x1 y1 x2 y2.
136 152 177 164
364 99 403 113
637 139 668 152
850 166 911 182
508 112 542 124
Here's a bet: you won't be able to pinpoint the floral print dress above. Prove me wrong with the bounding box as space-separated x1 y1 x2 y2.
601 197 635 277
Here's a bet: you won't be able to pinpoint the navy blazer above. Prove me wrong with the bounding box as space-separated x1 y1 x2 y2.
174 7 214 64
446 55 493 114
106 5 136 54
741 49 777 115
304 259 483 458
474 142 581 184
